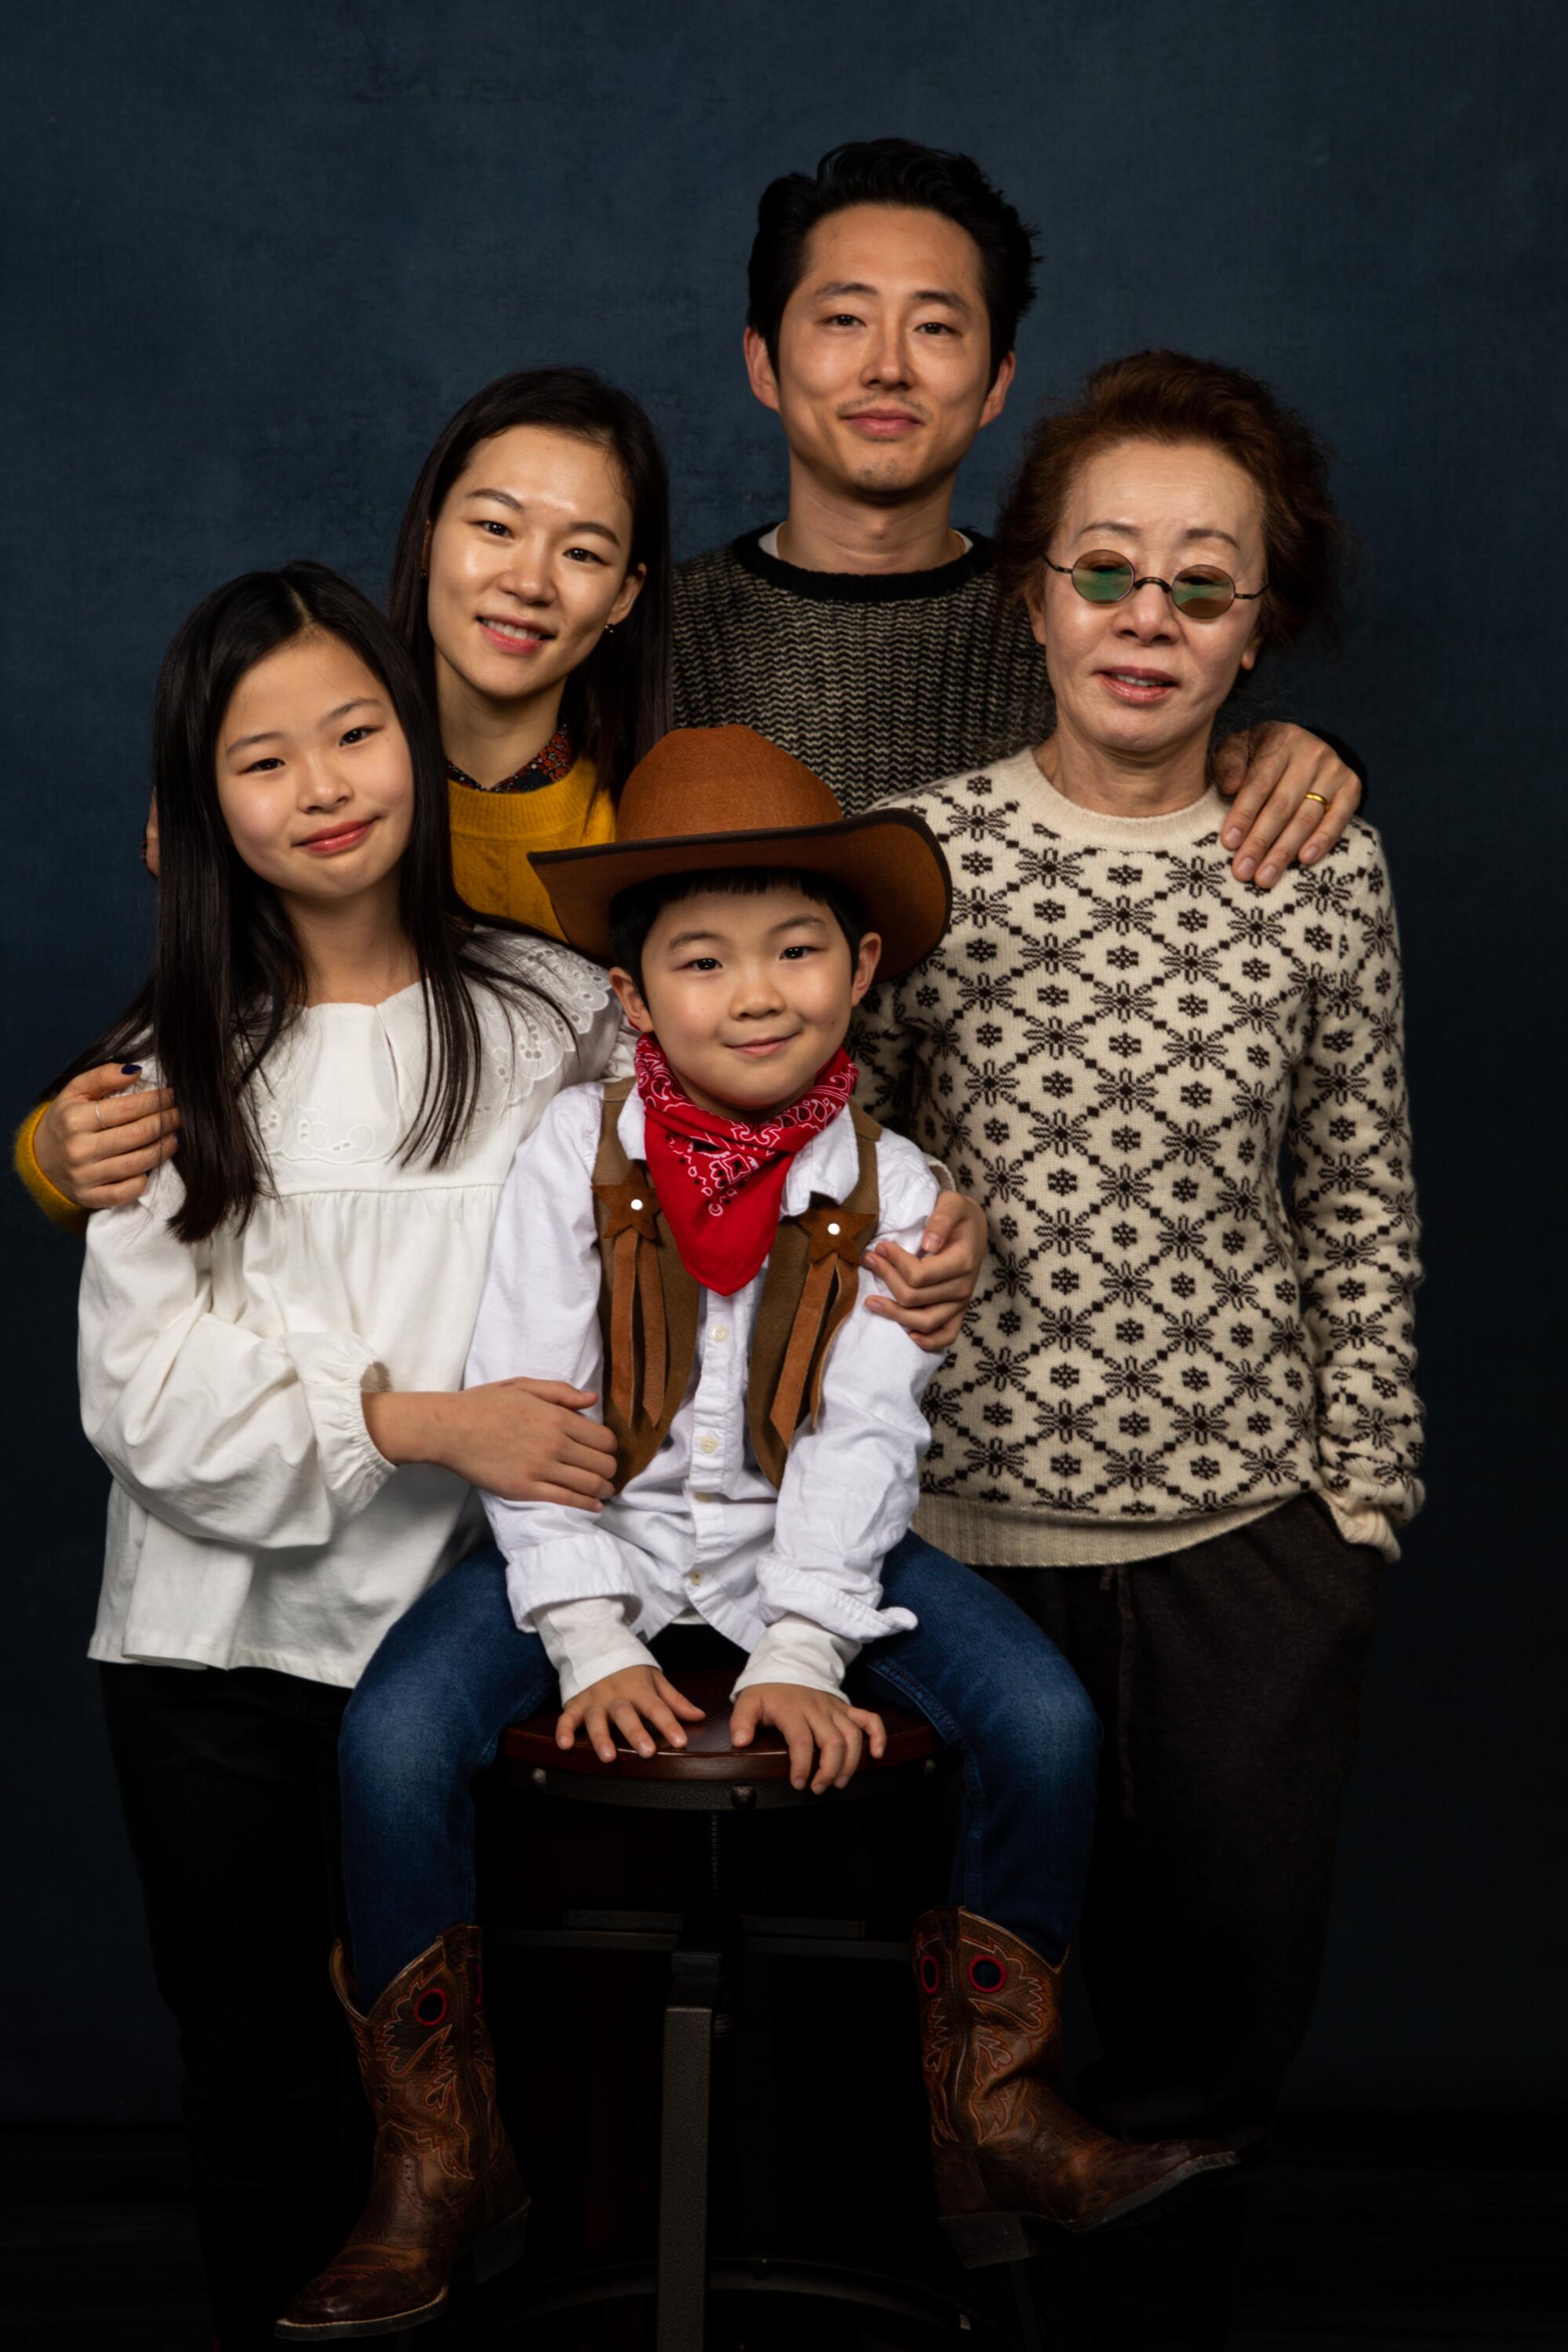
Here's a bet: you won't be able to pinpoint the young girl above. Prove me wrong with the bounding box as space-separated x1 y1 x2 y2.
71 562 630 2350
27 365 984 1330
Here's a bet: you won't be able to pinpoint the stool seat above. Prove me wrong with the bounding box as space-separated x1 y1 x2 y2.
503 1661 938 1785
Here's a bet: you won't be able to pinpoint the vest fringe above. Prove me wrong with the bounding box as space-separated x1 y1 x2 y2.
592 1082 882 1494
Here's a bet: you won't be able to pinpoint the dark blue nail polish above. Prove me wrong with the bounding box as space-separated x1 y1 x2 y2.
122 1063 142 1075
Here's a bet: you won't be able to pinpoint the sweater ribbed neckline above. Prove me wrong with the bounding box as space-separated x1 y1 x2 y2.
728 525 996 604
989 747 1229 848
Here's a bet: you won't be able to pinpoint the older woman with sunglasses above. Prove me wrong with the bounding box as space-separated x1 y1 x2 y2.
856 351 1423 2193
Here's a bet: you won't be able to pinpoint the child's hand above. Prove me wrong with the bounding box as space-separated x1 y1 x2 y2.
730 1682 887 1794
447 1379 620 1505
365 1380 619 1508
557 1665 706 1762
863 1190 988 1353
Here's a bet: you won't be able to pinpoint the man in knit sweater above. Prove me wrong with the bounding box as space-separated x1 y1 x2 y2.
673 137 1363 881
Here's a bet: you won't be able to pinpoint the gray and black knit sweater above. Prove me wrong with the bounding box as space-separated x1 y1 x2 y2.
673 528 1051 811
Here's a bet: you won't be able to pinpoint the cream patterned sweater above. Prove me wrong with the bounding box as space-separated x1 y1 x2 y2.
853 750 1424 1566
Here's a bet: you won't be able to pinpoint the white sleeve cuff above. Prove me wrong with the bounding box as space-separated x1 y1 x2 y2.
1322 1497 1399 1561
284 1332 397 1512
754 1566 916 1646
731 1614 861 1700
496 1528 645 1636
532 1595 659 1704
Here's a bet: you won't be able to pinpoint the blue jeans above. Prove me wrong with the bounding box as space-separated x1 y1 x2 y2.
339 1534 1099 2002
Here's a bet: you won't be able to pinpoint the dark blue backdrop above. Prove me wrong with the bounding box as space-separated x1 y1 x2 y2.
3 0 1562 2120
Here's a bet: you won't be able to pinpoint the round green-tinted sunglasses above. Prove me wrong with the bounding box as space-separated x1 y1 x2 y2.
1044 549 1267 622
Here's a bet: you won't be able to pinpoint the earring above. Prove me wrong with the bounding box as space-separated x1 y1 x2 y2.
603 623 616 635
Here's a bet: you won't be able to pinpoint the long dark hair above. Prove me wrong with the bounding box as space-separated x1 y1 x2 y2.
50 562 558 1243
387 365 672 803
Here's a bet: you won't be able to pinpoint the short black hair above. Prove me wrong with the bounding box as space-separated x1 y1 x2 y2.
746 136 1038 387
608 868 867 993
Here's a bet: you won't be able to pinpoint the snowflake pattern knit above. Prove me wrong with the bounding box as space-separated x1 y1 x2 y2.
853 751 1424 1566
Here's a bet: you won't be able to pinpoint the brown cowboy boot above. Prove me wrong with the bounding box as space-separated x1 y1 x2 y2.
275 1925 528 2340
912 1907 1234 2262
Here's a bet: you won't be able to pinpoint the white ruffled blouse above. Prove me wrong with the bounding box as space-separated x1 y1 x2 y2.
80 934 626 1688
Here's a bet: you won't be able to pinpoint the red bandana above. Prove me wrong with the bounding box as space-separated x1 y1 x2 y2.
633 1034 858 1295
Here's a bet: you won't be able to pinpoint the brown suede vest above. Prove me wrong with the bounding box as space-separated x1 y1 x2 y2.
590 1076 881 1493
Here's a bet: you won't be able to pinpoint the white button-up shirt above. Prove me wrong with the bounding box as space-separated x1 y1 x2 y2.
466 1082 942 1701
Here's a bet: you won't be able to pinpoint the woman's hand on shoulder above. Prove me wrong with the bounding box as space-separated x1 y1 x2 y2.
862 1189 987 1353
1213 723 1361 888
34 1067 180 1210
365 1377 619 1508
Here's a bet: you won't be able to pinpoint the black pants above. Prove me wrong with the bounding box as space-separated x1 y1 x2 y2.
100 1662 370 2351
984 1492 1382 2146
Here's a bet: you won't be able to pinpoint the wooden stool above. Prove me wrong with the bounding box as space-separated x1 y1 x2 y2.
486 1660 996 2352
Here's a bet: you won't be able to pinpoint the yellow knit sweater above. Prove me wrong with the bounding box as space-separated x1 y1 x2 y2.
13 1099 88 1231
14 757 611 1227
448 754 611 938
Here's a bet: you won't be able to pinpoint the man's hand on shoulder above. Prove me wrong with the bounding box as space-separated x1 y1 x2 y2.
862 1190 987 1352
730 1682 887 1794
1213 722 1362 889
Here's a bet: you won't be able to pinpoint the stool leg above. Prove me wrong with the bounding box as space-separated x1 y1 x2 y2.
656 1942 721 2352
734 1946 780 2247
1007 2256 1048 2352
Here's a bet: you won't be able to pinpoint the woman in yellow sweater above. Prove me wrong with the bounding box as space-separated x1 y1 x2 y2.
393 364 670 937
23 367 659 1218
24 365 985 1331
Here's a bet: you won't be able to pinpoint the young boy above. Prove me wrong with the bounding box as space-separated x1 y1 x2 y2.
287 728 1228 2339
517 729 1232 2238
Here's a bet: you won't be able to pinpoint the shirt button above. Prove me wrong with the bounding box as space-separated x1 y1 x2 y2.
688 1570 704 1587
711 1323 730 1343
692 1490 718 1504
697 1433 719 1455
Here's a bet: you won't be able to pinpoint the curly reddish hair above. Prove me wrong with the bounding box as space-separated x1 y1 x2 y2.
993 350 1345 657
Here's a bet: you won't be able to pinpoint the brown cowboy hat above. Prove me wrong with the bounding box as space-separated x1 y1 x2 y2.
532 725 950 977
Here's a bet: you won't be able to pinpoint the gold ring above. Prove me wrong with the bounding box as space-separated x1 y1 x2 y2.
1302 791 1330 809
